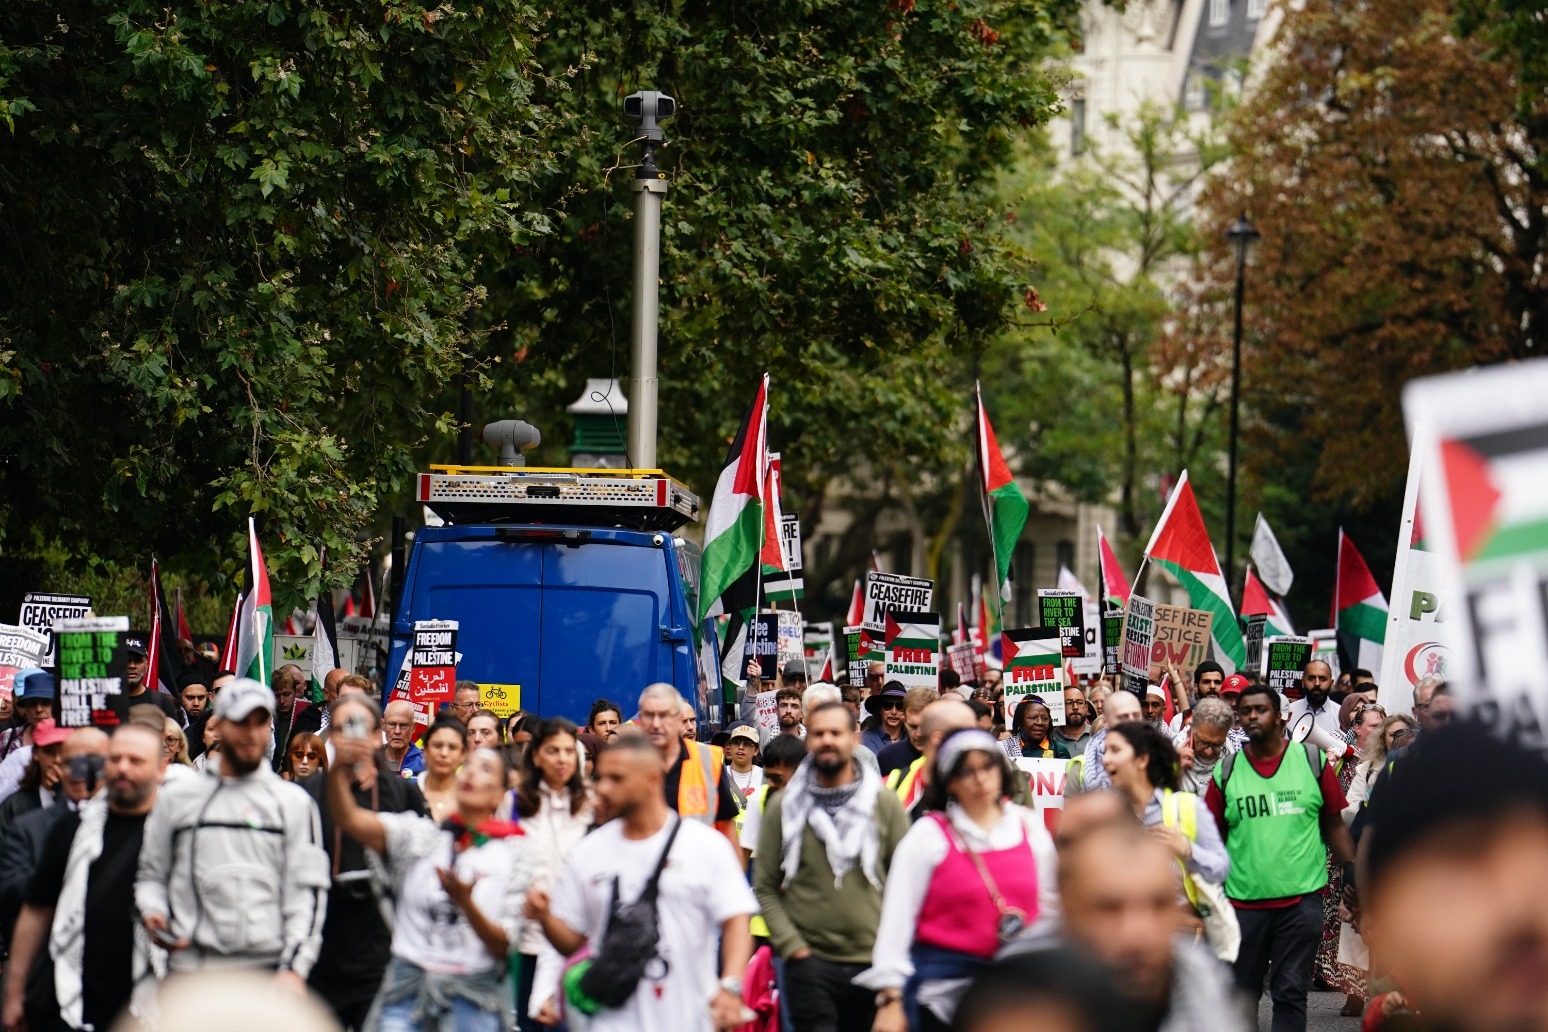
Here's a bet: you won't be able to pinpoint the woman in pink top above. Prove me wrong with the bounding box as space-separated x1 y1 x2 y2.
855 728 1058 1032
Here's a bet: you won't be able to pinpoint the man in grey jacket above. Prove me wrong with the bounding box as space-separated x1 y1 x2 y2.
135 678 330 990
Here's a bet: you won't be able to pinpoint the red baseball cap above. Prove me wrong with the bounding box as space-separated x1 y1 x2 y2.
1220 673 1251 697
32 719 70 748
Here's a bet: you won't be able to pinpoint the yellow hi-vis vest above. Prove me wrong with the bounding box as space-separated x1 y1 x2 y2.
1160 787 1202 909
740 784 772 939
676 741 725 824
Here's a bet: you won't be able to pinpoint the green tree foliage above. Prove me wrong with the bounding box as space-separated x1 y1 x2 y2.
3 0 1080 612
986 104 1229 553
1 0 570 608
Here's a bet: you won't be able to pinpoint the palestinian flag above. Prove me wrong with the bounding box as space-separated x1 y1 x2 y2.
1097 524 1131 610
310 582 340 703
846 579 865 627
954 601 969 646
1334 529 1388 673
976 384 1029 603
219 592 243 671
232 518 275 686
175 586 193 644
1143 470 1246 672
698 375 769 623
1241 566 1294 637
146 559 185 696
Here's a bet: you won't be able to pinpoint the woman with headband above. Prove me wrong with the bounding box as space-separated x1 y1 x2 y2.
856 728 1057 1032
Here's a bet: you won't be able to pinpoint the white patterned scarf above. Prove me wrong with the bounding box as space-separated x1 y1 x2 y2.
52 797 165 1030
778 755 883 890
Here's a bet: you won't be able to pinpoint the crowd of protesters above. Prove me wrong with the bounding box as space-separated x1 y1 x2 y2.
0 633 1538 1032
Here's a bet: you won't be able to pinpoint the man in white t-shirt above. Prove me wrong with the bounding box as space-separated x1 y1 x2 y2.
527 735 755 1032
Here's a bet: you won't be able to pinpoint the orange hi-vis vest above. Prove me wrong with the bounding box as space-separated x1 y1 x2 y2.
676 740 726 823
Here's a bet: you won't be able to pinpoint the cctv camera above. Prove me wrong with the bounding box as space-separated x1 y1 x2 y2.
482 420 541 467
623 91 676 143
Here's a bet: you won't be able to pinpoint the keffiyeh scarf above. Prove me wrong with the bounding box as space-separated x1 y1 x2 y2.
778 756 883 890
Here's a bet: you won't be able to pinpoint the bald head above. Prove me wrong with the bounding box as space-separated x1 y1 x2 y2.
1105 689 1143 724
323 667 349 701
1055 790 1135 849
63 727 110 759
920 698 977 760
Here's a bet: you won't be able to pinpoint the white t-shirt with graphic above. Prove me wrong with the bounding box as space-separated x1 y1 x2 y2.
551 816 755 1032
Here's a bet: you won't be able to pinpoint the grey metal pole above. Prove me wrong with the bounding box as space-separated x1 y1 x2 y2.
627 174 667 470
622 90 675 472
1225 256 1245 590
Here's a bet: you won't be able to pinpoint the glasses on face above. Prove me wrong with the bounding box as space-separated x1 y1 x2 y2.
383 721 413 731
954 760 999 783
878 699 903 712
1193 738 1225 758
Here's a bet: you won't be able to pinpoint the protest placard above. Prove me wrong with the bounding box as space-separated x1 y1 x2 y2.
742 613 780 680
1101 608 1124 675
804 621 835 679
1151 604 1215 672
19 592 93 666
764 513 805 601
946 642 981 681
863 573 933 635
478 683 520 718
844 625 868 688
1243 615 1267 677
1037 589 1087 660
1402 362 1548 741
1309 629 1340 681
1072 598 1103 676
1002 627 1065 723
409 620 458 704
1120 594 1157 697
1015 757 1069 834
0 625 49 700
776 611 804 672
1262 636 1314 699
754 690 779 737
55 616 129 728
1378 427 1455 715
885 612 940 691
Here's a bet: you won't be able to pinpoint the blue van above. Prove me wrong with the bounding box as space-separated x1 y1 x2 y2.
386 467 710 724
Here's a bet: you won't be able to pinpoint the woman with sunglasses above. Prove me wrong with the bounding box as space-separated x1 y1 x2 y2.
1342 712 1415 824
857 728 1056 1032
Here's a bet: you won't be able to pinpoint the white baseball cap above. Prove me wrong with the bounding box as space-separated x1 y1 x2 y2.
215 678 275 721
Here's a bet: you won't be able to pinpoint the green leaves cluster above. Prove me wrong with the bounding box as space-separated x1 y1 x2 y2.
1 0 569 607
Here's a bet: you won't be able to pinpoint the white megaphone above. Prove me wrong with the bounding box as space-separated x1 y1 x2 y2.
1289 712 1348 760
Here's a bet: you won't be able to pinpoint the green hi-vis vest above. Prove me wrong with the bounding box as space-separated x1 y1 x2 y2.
1214 743 1329 902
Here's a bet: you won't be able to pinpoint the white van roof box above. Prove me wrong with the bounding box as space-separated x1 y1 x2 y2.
416 465 700 532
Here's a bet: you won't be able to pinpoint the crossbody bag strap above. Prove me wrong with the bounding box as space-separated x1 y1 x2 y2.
940 815 1011 913
639 815 683 906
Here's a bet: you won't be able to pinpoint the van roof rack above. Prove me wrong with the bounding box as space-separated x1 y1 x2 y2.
417 466 700 532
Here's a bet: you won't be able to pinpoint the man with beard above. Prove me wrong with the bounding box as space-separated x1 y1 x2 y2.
5 723 166 1032
1176 697 1237 795
135 678 329 987
1285 660 1341 738
1051 684 1093 758
755 703 907 1032
1205 684 1354 1032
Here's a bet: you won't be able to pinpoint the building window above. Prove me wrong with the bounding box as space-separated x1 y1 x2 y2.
1184 73 1206 110
1209 0 1228 27
1056 540 1076 575
1070 97 1087 156
1247 0 1265 16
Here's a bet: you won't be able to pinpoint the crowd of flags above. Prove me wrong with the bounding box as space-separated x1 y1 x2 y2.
162 374 1391 695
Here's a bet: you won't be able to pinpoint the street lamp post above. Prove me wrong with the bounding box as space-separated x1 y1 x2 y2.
1224 213 1260 595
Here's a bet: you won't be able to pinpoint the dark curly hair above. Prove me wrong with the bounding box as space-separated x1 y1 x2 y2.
1105 721 1181 792
515 717 589 819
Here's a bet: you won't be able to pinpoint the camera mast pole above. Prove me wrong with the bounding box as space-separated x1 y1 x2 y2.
624 90 674 472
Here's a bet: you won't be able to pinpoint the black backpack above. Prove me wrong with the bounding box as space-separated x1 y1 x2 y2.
577 816 683 1009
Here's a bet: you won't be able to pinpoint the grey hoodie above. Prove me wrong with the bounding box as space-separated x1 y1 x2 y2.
134 765 330 977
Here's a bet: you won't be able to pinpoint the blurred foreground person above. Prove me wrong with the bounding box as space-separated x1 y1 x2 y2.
950 946 1143 1032
1360 721 1548 1032
111 969 341 1032
1055 808 1245 1032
